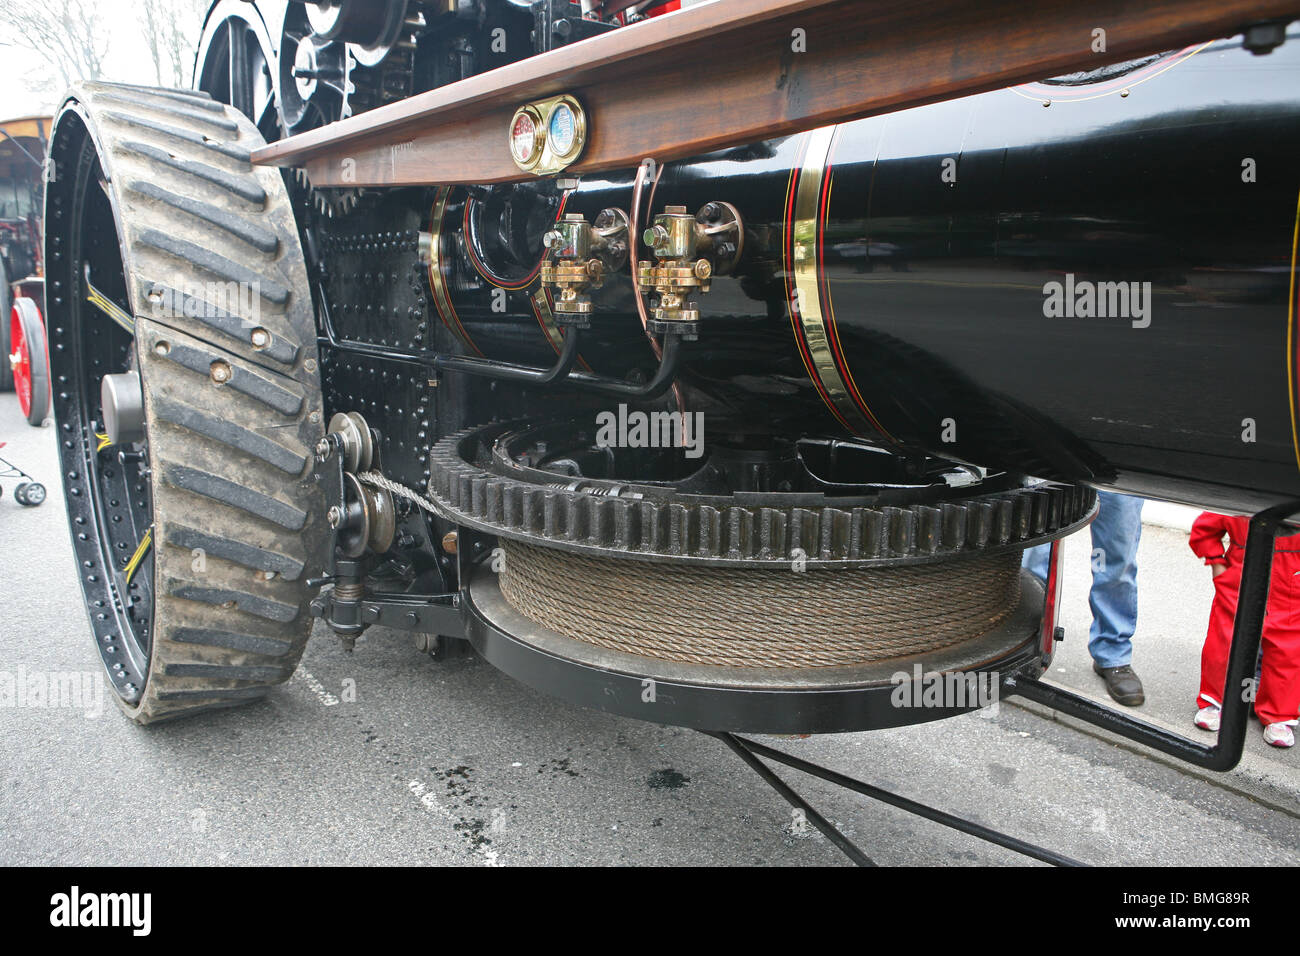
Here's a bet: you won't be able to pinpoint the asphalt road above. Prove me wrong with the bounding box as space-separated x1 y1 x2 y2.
2 392 1299 866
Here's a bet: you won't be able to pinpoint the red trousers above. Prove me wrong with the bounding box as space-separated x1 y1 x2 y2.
1194 535 1300 727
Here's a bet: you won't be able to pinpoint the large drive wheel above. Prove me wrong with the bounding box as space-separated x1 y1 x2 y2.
44 83 328 722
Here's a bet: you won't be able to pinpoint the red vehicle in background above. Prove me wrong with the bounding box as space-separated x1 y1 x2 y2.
0 114 52 426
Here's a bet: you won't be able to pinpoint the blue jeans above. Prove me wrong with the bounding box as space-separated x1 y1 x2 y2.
1024 491 1144 669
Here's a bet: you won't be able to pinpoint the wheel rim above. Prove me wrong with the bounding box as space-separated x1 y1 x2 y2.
46 111 156 704
10 304 32 417
11 298 49 424
195 0 280 141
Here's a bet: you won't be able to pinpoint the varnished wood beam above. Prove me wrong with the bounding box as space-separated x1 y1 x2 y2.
251 0 1300 186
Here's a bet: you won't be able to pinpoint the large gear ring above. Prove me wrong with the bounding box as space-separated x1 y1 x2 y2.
428 421 1096 569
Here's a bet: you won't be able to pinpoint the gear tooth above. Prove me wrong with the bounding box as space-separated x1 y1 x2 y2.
857 508 884 558
1023 489 1043 536
847 508 865 559
941 502 967 551
565 495 586 542
1008 494 1029 540
638 500 662 553
786 507 812 559
485 479 504 524
885 506 915 556
503 484 522 529
589 495 612 546
543 492 563 537
725 506 755 559
669 503 692 556
994 498 1014 545
757 507 775 559
1045 484 1065 530
816 508 831 560
611 498 634 550
698 505 721 558
523 487 546 534
453 472 471 509
470 475 488 516
1028 490 1049 537
823 508 851 560
916 505 942 554
780 509 800 561
767 508 789 561
753 509 768 558
967 501 994 550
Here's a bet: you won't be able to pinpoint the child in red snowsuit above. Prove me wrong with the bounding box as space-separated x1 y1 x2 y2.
1189 512 1300 748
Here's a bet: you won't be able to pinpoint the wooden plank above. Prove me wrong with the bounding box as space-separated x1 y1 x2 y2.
251 0 1300 186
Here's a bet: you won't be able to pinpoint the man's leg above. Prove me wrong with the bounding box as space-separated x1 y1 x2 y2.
1088 491 1146 705
1022 543 1051 584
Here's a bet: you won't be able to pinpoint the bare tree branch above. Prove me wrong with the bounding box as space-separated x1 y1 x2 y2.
0 0 110 87
136 0 209 88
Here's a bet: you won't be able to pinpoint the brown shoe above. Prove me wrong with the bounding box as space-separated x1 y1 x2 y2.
1093 662 1145 707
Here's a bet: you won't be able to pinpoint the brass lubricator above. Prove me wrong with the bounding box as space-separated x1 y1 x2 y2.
637 202 743 336
539 208 629 324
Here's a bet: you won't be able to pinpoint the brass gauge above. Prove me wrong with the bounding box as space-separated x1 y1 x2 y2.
508 94 588 175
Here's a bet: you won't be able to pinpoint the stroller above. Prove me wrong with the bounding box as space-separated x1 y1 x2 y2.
0 442 44 506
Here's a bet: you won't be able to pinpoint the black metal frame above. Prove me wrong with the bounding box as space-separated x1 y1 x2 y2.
1008 499 1300 772
707 732 1084 867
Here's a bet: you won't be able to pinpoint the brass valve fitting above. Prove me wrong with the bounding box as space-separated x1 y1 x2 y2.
540 208 629 323
637 202 743 330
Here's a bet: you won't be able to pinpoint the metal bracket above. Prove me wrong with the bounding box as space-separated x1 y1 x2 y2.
311 587 465 639
358 591 464 635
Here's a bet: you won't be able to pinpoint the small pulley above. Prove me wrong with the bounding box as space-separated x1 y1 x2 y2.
321 410 395 557
327 411 374 473
331 472 396 558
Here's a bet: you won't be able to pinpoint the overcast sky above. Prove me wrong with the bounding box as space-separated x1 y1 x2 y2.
1 0 205 120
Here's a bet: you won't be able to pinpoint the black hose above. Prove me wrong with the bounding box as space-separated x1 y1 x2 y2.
564 332 682 399
434 323 582 385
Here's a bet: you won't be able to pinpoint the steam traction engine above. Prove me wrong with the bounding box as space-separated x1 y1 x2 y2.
39 0 1300 862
